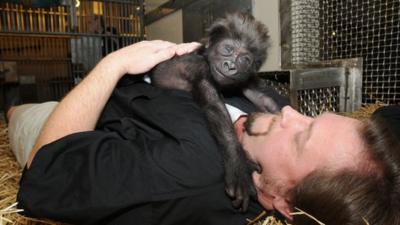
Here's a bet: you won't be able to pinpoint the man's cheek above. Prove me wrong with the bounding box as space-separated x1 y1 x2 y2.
252 172 274 210
256 190 274 210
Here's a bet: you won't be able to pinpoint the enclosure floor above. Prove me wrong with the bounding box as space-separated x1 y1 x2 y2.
0 118 64 225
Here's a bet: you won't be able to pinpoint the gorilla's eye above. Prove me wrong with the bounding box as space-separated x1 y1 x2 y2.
221 44 234 56
239 55 252 66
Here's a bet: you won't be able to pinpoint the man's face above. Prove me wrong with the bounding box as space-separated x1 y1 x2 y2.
235 106 366 218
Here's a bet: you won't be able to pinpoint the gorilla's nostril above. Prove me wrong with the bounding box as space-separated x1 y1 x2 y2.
223 62 230 70
223 61 236 71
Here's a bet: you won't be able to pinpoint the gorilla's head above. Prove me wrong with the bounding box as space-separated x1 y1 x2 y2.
202 12 270 88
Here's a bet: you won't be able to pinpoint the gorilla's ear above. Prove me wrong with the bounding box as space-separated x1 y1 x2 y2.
200 37 210 49
202 18 229 49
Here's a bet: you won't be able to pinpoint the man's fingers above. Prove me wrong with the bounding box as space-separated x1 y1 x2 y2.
176 42 202 55
153 45 177 64
146 40 176 49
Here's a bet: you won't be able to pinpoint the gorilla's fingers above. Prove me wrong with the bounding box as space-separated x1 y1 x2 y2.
241 195 250 212
226 185 235 198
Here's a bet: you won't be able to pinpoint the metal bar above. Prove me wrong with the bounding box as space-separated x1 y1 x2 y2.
49 7 54 32
118 1 122 48
28 7 32 32
122 0 127 47
59 5 64 33
15 4 20 31
6 3 11 31
10 5 16 31
33 8 38 32
39 8 43 32
78 0 83 33
20 4 25 32
10 3 16 31
0 5 3 31
82 0 87 33
133 1 137 42
96 0 102 33
103 0 109 55
109 1 114 52
139 0 144 40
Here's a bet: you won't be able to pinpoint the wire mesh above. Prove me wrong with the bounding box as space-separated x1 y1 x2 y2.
297 86 340 117
259 72 291 98
289 0 400 104
320 0 400 104
291 0 320 65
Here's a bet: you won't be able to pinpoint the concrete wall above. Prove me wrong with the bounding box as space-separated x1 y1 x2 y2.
145 0 169 13
145 9 183 43
253 0 281 71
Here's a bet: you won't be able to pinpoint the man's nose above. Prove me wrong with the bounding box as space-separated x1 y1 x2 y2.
280 106 312 128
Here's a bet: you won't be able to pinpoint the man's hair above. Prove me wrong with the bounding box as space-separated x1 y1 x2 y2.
291 116 400 225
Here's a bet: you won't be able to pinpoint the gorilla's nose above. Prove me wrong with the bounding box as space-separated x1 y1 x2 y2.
223 61 237 74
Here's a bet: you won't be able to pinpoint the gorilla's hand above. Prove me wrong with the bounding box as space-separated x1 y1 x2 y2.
243 87 280 114
224 147 261 212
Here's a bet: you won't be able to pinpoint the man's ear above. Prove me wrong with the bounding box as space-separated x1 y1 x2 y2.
272 196 293 220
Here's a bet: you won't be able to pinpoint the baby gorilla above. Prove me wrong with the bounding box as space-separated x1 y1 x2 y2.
150 12 278 211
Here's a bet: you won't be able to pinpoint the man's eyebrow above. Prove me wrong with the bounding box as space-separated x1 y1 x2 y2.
307 121 315 142
297 120 315 154
248 116 277 137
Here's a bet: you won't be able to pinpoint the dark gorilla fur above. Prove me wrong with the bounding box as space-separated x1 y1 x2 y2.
206 12 269 73
150 12 279 211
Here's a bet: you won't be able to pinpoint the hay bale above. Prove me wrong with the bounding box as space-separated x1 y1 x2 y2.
0 119 62 225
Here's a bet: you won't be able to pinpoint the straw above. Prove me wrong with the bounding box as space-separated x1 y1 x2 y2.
0 118 63 225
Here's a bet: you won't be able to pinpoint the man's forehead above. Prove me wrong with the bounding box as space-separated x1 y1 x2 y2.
318 112 362 126
307 113 366 168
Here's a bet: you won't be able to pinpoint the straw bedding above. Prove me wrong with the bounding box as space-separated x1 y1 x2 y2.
0 119 62 225
0 104 384 225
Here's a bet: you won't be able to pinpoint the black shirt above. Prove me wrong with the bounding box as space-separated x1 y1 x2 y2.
17 77 266 225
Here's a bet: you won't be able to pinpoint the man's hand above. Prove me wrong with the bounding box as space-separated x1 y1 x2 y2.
175 42 202 56
106 40 201 77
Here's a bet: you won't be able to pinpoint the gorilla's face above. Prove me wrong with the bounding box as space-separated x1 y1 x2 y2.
208 39 255 88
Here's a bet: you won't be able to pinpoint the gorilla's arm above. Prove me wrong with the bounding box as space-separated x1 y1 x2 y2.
192 78 259 211
242 78 282 113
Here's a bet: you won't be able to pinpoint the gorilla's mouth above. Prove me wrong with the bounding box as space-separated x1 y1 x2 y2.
212 65 238 81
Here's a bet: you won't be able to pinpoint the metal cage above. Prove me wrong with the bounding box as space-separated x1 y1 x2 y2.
281 0 400 105
0 0 144 106
260 58 362 117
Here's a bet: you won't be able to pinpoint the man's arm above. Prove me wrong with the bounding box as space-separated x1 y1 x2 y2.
27 40 201 168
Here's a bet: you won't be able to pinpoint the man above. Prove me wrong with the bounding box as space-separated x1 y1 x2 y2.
13 40 400 224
